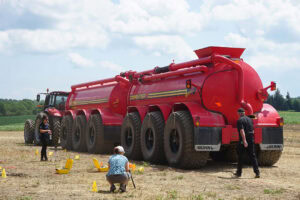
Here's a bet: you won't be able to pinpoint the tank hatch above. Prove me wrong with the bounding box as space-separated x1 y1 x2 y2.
194 46 245 59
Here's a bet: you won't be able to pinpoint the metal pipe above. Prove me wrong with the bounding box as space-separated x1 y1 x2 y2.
142 65 208 82
213 55 253 115
169 56 211 71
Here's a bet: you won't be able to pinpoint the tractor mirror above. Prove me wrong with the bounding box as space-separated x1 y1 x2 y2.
37 94 40 102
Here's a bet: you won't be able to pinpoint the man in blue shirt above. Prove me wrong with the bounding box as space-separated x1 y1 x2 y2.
106 146 131 192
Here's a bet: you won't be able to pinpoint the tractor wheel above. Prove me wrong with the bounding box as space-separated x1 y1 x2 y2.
258 150 282 166
60 115 73 150
225 145 238 162
72 115 87 152
51 117 60 147
141 111 165 163
24 119 35 144
34 113 46 146
86 114 111 154
121 112 142 160
164 111 209 169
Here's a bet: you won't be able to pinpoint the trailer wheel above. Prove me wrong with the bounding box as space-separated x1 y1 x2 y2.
225 145 238 162
121 112 142 160
86 114 111 154
141 111 165 163
51 117 60 147
164 111 209 169
60 115 73 150
258 150 282 166
72 115 87 152
34 113 45 146
24 119 35 144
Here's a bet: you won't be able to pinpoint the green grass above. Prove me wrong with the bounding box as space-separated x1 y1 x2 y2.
264 188 286 195
279 111 300 124
0 115 35 131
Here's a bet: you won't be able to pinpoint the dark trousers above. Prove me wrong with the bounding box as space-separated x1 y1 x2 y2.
41 136 48 160
236 135 259 175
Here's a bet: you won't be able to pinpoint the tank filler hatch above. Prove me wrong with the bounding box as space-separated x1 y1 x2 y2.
194 46 245 59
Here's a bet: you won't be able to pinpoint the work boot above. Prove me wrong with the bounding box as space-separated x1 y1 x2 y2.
110 184 116 193
120 184 126 192
255 173 260 178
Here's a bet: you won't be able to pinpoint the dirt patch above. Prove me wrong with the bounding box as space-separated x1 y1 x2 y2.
0 128 299 200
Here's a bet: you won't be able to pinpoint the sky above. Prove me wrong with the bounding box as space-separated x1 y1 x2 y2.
0 0 299 100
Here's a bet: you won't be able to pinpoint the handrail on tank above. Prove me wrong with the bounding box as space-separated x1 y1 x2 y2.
141 65 208 82
129 56 212 79
213 55 253 115
71 75 130 91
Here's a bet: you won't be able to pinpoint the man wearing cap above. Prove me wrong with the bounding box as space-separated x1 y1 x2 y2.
234 108 260 178
106 146 131 192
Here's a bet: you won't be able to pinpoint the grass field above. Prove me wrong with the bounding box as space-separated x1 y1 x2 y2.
0 115 35 131
278 111 300 124
0 111 299 131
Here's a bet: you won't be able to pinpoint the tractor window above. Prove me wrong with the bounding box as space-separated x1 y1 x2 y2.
49 95 55 106
55 95 67 110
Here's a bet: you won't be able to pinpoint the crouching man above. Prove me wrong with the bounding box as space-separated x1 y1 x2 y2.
106 146 131 192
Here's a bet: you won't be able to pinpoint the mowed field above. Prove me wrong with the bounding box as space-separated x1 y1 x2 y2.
0 125 299 200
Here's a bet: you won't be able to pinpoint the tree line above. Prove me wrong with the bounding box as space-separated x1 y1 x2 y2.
266 90 300 112
0 99 42 116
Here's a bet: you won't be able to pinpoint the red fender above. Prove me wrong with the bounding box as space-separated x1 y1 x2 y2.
148 104 172 121
92 108 123 126
174 102 225 127
75 109 90 121
65 110 76 120
128 106 148 122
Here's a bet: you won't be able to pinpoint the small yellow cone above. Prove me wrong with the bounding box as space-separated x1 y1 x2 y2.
138 167 144 173
35 149 39 156
92 181 97 192
2 168 7 178
0 166 2 170
74 155 80 160
64 149 67 152
48 152 53 156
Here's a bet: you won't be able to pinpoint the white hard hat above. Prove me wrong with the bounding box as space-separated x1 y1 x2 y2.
116 146 125 153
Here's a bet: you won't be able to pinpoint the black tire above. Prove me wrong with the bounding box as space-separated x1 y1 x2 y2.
24 119 35 144
141 111 165 163
72 115 87 152
60 115 73 150
121 112 142 160
86 114 112 154
258 150 282 166
164 111 209 169
34 113 46 146
225 145 238 162
52 117 60 147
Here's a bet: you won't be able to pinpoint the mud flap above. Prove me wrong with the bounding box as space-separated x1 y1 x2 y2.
194 127 222 151
259 127 283 150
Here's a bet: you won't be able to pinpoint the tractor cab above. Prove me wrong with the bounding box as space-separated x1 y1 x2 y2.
37 91 69 111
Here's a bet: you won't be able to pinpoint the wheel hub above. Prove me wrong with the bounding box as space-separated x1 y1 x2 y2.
125 128 133 147
169 129 180 153
145 128 154 151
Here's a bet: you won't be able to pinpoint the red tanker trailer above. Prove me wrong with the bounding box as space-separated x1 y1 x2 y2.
60 46 283 169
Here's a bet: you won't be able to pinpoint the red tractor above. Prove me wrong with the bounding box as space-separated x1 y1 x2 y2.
24 90 69 146
59 46 283 169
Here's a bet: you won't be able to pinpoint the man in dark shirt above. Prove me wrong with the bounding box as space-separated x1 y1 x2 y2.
39 116 52 161
234 108 260 178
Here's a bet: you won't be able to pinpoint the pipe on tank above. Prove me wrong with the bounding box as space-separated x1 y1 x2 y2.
141 65 208 82
213 55 253 115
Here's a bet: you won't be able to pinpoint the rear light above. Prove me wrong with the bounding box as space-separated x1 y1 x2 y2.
186 79 192 89
270 81 276 91
276 117 284 126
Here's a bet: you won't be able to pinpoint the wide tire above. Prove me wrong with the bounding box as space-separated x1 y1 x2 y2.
121 112 142 160
24 119 35 144
164 111 209 169
225 145 238 162
72 115 87 152
60 115 73 150
86 114 111 154
258 150 282 166
52 117 60 147
141 111 165 163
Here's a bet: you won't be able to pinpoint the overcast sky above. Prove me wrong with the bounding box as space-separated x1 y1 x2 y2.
0 0 299 99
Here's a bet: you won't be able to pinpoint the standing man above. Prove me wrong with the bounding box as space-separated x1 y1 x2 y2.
234 108 260 178
39 115 51 161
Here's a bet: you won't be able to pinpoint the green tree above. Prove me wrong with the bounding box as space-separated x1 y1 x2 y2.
0 102 6 116
294 99 300 112
286 92 292 110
